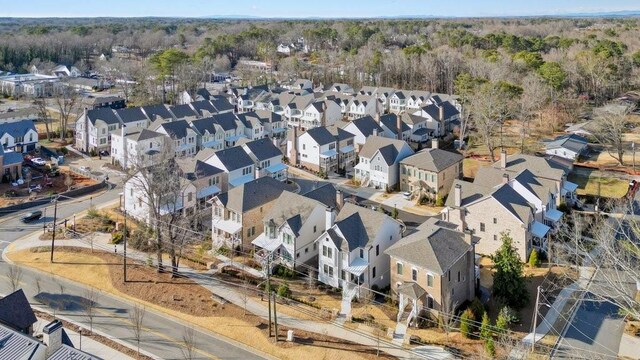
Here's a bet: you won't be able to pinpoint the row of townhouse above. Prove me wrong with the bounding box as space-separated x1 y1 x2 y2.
75 99 234 154
209 177 477 323
124 136 289 224
110 109 287 170
441 151 578 261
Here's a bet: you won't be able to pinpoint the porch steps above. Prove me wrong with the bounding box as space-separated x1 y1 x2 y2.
392 323 407 345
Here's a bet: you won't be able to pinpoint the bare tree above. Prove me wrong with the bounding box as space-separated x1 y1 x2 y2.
82 288 99 334
587 104 634 166
129 304 146 358
33 97 51 141
54 86 79 140
64 174 73 191
181 326 196 360
34 276 42 295
241 276 250 316
518 75 551 153
6 264 23 292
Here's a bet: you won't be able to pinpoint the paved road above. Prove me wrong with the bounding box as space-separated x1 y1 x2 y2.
553 293 623 359
0 262 267 360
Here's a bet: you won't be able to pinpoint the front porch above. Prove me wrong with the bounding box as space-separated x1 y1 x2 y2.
212 216 242 249
396 282 428 328
531 220 551 254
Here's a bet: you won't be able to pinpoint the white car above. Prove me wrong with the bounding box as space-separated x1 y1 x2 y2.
31 158 46 166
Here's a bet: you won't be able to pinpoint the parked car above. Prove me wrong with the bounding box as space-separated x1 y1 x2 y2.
99 150 109 156
403 192 411 200
28 184 42 193
31 157 45 166
21 210 43 223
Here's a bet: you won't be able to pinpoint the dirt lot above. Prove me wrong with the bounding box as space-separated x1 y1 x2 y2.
0 168 97 207
9 247 392 360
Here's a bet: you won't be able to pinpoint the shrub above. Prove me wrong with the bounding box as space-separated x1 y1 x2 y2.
479 312 491 340
469 297 485 321
111 232 123 244
529 249 541 268
277 283 291 298
435 195 444 207
484 337 496 356
497 306 519 330
459 309 474 338
273 264 296 279
86 207 100 219
59 147 68 155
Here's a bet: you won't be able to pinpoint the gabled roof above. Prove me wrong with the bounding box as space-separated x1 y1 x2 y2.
243 138 282 161
330 203 393 252
2 151 23 166
302 183 339 208
212 112 239 131
157 119 190 139
385 218 473 275
401 148 463 172
346 116 384 137
210 98 234 113
0 119 36 138
86 108 120 126
176 158 223 180
252 109 282 124
190 117 220 135
214 146 254 171
326 126 355 142
490 184 534 224
359 136 411 164
236 113 262 129
169 104 198 119
445 180 492 208
115 107 147 124
544 134 588 153
141 104 174 121
0 289 37 331
195 88 212 100
492 153 567 181
402 112 429 126
265 191 325 236
190 100 217 116
126 128 164 142
304 127 336 146
217 176 288 213
379 114 410 134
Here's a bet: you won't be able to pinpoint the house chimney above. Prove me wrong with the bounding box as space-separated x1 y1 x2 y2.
325 206 335 230
336 189 344 209
43 320 63 357
374 98 381 124
255 165 262 179
373 128 378 137
438 105 445 137
463 230 473 245
396 114 403 140
321 101 327 127
500 150 507 169
454 183 462 207
432 138 439 149
289 126 299 166
502 173 509 184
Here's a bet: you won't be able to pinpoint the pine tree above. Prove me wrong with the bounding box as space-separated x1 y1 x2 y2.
485 337 496 356
492 231 529 309
459 309 474 338
479 312 491 340
495 307 510 335
529 248 540 267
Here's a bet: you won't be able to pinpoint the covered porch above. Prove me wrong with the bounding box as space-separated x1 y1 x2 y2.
531 220 551 253
212 216 242 249
396 282 427 327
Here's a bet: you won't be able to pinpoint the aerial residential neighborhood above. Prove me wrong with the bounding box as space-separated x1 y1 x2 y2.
1 2 640 360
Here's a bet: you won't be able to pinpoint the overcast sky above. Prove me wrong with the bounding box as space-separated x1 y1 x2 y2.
4 0 640 18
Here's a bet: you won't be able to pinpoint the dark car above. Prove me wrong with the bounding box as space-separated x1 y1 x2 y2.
21 210 43 223
99 150 109 156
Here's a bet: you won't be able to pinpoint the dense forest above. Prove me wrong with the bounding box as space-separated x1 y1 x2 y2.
1 17 639 111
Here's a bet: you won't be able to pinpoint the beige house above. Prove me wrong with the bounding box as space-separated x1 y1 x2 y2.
211 177 289 250
400 140 463 200
386 218 477 326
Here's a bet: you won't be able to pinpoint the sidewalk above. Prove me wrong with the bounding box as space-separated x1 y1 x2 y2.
7 230 452 359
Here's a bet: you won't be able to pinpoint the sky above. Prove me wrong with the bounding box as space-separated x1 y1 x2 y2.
3 0 640 18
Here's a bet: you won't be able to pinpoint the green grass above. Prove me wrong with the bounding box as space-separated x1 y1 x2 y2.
567 173 628 198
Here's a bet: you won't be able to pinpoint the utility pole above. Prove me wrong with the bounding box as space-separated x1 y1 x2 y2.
531 286 542 352
50 198 58 263
43 207 47 235
267 253 272 337
123 210 128 282
273 292 278 343
633 142 636 174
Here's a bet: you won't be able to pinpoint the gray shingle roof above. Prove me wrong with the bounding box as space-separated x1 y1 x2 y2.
492 153 567 181
305 127 336 146
217 176 288 213
385 218 473 275
401 148 463 173
86 108 120 125
380 114 410 134
544 134 588 153
347 116 384 137
331 203 393 251
359 136 411 164
243 138 282 161
302 183 338 208
169 104 198 119
212 112 238 131
190 100 217 116
190 117 219 135
490 184 534 224
214 146 254 171
445 180 492 208
210 98 234 113
115 107 147 124
126 128 164 142
265 191 325 236
158 120 190 139
141 104 174 121
0 289 36 331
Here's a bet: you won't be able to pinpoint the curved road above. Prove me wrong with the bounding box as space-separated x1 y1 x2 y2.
0 185 268 360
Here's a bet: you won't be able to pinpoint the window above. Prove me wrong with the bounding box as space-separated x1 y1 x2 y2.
493 234 497 241
296 252 300 258
372 267 376 278
397 262 403 275
327 247 332 258
302 144 306 150
427 296 434 309
305 247 308 254
313 225 317 233
493 218 497 224
187 192 193 202
480 222 485 232
457 271 461 282
359 249 364 258
448 270 451 282
412 268 417 281
329 266 334 278
323 264 328 273
376 245 379 256
427 274 434 287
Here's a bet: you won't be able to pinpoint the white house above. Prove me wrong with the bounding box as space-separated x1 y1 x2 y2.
379 114 411 142
190 116 227 151
253 191 336 271
124 168 198 225
75 108 122 153
543 134 588 161
316 203 403 292
0 119 38 153
151 120 198 157
204 146 255 188
299 100 342 130
110 127 165 169
347 95 382 120
412 101 461 137
341 115 384 150
354 136 414 190
288 126 338 173
242 138 288 181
